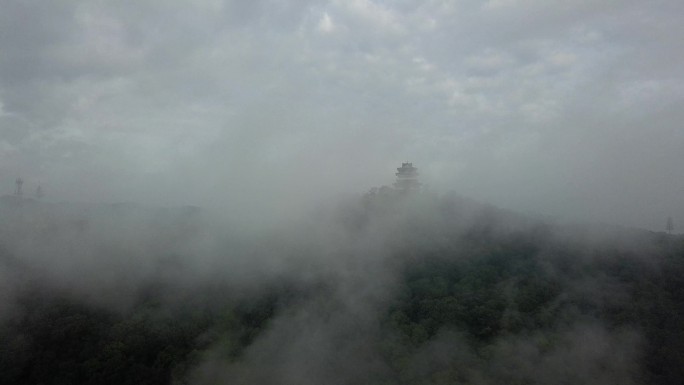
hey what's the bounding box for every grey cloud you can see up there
[0,0,682,229]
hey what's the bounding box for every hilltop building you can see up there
[394,162,421,192]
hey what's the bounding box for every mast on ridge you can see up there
[15,177,23,196]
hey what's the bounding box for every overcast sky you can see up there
[1,0,682,229]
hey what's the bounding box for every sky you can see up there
[0,0,682,230]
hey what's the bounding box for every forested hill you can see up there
[0,192,683,385]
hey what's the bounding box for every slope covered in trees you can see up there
[0,193,682,384]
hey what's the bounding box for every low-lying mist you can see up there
[0,189,682,385]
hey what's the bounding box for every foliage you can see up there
[1,194,684,384]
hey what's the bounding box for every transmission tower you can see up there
[35,185,44,199]
[14,177,23,196]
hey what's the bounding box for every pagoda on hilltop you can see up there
[394,162,421,192]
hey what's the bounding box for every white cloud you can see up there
[318,12,336,33]
[339,0,404,34]
[548,51,577,67]
[465,50,516,72]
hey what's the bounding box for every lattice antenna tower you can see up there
[15,177,23,196]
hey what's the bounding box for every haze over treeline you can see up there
[1,0,683,229]
[0,192,683,384]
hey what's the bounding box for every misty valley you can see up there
[0,188,682,385]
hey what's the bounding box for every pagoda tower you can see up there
[394,162,421,192]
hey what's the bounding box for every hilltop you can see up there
[0,191,682,385]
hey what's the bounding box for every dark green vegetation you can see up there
[0,281,288,385]
[0,193,683,384]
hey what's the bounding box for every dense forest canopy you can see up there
[0,191,683,384]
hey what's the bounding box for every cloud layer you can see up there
[1,0,682,229]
